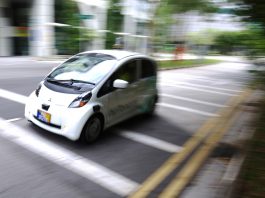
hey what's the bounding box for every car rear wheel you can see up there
[145,96,157,115]
[80,116,102,143]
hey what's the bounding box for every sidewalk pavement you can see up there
[153,53,247,62]
[0,53,245,63]
[181,89,262,198]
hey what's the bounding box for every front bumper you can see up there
[25,92,93,141]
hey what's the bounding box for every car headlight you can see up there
[35,84,42,97]
[69,92,92,108]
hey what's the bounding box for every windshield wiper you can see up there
[48,78,95,85]
[68,79,95,85]
[46,78,81,90]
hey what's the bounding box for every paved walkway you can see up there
[0,53,247,63]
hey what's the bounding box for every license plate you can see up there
[37,110,51,123]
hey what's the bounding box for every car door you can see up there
[114,60,140,121]
[137,58,157,113]
[97,59,139,127]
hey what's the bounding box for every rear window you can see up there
[140,59,156,78]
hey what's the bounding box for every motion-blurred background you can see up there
[0,0,264,59]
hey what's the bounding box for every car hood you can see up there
[38,84,79,107]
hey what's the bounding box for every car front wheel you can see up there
[80,116,102,143]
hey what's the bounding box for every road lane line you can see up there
[6,118,22,122]
[159,83,235,96]
[129,117,219,198]
[160,77,244,87]
[0,88,218,117]
[159,113,238,198]
[119,131,183,153]
[160,73,244,85]
[179,71,248,82]
[161,81,243,93]
[159,90,252,197]
[157,102,218,117]
[0,119,139,196]
[159,83,237,96]
[160,94,227,108]
[181,82,243,92]
[159,75,218,83]
[129,89,250,198]
[0,88,28,104]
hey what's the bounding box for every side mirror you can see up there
[113,79,128,89]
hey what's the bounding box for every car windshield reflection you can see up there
[48,53,117,85]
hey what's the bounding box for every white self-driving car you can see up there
[25,50,158,142]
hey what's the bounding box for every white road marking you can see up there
[178,70,248,81]
[159,75,218,83]
[161,81,243,93]
[157,102,219,117]
[159,74,244,86]
[0,88,28,104]
[188,83,243,93]
[6,118,22,122]
[38,60,64,64]
[212,81,244,86]
[160,94,227,108]
[119,131,182,153]
[162,78,215,84]
[0,118,139,196]
[159,83,237,96]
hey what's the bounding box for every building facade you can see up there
[169,2,245,43]
[121,0,155,54]
[0,0,107,57]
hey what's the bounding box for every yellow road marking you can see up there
[159,89,251,198]
[128,117,217,198]
[129,89,251,198]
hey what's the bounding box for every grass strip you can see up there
[158,59,222,69]
[236,96,265,198]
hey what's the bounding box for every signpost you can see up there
[76,14,94,20]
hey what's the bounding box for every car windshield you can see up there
[47,53,117,84]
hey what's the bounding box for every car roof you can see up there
[78,50,141,60]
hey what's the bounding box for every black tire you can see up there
[80,116,102,143]
[145,96,156,116]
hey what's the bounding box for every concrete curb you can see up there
[214,90,262,198]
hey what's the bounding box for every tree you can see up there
[166,0,217,13]
[55,0,80,54]
[151,0,217,51]
[230,0,265,56]
[105,0,123,49]
[232,0,265,32]
[213,31,246,55]
[188,29,220,46]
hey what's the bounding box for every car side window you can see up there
[115,60,137,83]
[140,59,156,78]
[97,75,116,98]
[97,60,138,98]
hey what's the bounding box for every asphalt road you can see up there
[0,57,251,198]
